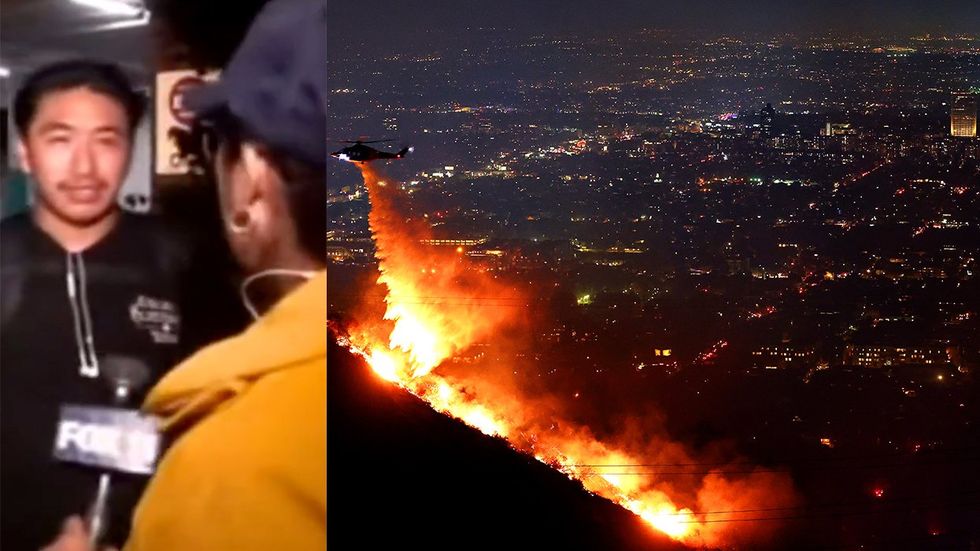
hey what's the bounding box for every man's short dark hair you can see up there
[13,60,146,137]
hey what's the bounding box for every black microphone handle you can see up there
[82,356,152,543]
[87,472,112,547]
[87,365,136,545]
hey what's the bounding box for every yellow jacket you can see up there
[126,272,326,551]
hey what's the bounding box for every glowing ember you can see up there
[632,501,697,540]
[338,163,799,546]
[366,348,401,383]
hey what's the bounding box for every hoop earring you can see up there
[229,211,251,234]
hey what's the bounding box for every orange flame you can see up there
[341,164,798,547]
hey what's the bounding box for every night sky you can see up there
[329,0,980,39]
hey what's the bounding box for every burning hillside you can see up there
[334,164,800,549]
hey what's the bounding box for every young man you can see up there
[44,1,327,549]
[0,60,189,550]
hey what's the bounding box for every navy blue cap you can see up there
[186,0,326,166]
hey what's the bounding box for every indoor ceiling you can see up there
[1,0,152,99]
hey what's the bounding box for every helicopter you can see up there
[331,139,412,163]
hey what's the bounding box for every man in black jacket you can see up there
[0,60,193,550]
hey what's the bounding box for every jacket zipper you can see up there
[66,253,99,378]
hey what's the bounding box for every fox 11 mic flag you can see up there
[53,405,161,476]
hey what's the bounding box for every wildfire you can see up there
[338,163,798,548]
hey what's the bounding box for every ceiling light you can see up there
[69,0,143,18]
[90,9,151,31]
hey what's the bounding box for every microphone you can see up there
[52,356,160,546]
[102,355,152,406]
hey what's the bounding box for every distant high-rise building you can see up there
[845,345,950,368]
[751,345,814,370]
[760,103,776,137]
[951,93,977,138]
[821,122,856,137]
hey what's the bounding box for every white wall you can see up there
[119,114,153,213]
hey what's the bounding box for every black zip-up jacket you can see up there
[0,212,189,550]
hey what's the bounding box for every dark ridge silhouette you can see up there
[328,336,697,551]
